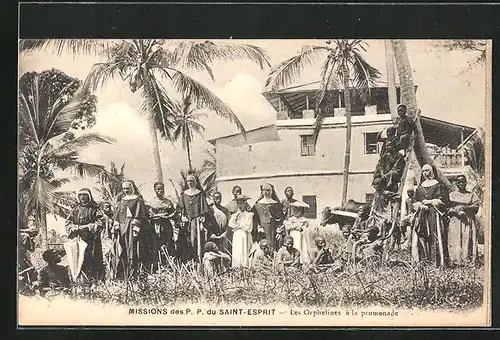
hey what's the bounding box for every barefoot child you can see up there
[276,235,301,269]
[310,236,334,273]
[202,241,230,277]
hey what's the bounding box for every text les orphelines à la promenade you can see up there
[128,308,399,318]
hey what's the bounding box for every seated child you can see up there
[35,249,71,296]
[310,236,334,273]
[276,236,301,269]
[202,241,231,277]
[351,225,382,261]
[251,239,274,270]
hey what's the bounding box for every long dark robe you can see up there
[148,196,177,260]
[251,201,284,251]
[177,190,211,262]
[411,182,450,267]
[447,190,480,265]
[65,202,105,280]
[209,204,231,254]
[112,196,151,278]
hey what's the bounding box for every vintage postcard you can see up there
[17,39,491,327]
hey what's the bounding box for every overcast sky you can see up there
[19,39,488,231]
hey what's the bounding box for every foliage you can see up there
[18,69,114,249]
[201,149,217,192]
[24,224,484,310]
[96,161,127,207]
[61,253,484,310]
[266,40,382,141]
[171,96,207,170]
[431,40,487,71]
[20,39,270,181]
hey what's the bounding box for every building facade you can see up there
[210,84,476,225]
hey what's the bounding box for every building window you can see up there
[302,195,317,219]
[364,132,380,154]
[365,193,375,205]
[301,135,316,156]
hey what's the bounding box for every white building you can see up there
[209,83,476,224]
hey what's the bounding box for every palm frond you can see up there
[44,84,95,140]
[18,92,40,146]
[169,41,271,78]
[19,39,110,57]
[83,62,127,93]
[139,75,178,140]
[171,70,246,135]
[45,133,115,158]
[350,51,382,102]
[315,54,342,112]
[51,155,106,178]
[265,45,328,90]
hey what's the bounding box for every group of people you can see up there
[402,169,481,268]
[24,176,336,294]
[372,104,415,198]
[18,123,482,295]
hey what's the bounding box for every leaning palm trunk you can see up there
[391,39,452,189]
[142,69,164,182]
[341,65,352,206]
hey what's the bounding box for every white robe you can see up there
[229,210,254,268]
[284,216,310,264]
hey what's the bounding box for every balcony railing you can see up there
[429,150,464,168]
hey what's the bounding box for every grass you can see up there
[27,226,484,311]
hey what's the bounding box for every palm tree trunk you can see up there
[142,70,164,182]
[39,210,48,250]
[186,140,193,172]
[384,40,398,122]
[341,65,352,207]
[391,40,453,190]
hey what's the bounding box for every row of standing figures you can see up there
[19,177,324,295]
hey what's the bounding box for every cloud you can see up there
[201,73,277,140]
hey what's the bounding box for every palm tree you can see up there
[266,40,381,206]
[96,161,127,207]
[390,40,453,189]
[201,148,217,192]
[19,69,114,249]
[171,96,206,172]
[20,39,271,182]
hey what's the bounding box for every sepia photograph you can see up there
[17,39,491,327]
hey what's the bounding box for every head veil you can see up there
[182,173,204,193]
[77,188,99,209]
[420,164,438,183]
[257,183,280,204]
[117,179,144,201]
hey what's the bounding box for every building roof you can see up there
[419,115,475,148]
[262,82,410,115]
[208,114,474,150]
[207,124,276,145]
